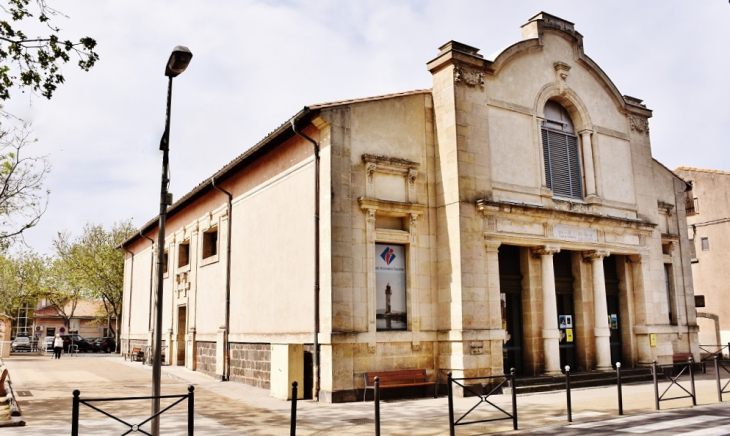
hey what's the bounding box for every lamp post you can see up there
[152,45,192,436]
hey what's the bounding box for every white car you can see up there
[43,336,54,352]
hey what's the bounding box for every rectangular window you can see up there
[375,243,407,331]
[664,264,675,324]
[689,238,697,260]
[178,242,190,268]
[684,182,698,216]
[202,228,218,259]
[163,251,169,274]
[542,129,583,199]
[701,237,709,251]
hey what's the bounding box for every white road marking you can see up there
[570,413,676,429]
[675,424,730,436]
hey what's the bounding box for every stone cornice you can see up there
[475,198,656,231]
[358,197,426,217]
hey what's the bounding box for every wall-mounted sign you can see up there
[559,315,573,329]
[554,225,598,243]
[566,329,574,342]
[650,333,657,347]
[610,314,618,330]
[375,243,407,331]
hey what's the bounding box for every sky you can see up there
[4,0,729,254]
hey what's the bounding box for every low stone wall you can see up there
[229,343,271,389]
[195,341,217,378]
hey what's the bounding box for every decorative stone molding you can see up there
[484,237,501,252]
[361,154,420,202]
[453,64,485,89]
[583,250,610,262]
[554,61,571,93]
[658,201,674,216]
[629,116,649,135]
[531,245,561,258]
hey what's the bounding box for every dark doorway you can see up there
[499,245,524,375]
[604,256,622,366]
[554,251,576,371]
[303,348,313,400]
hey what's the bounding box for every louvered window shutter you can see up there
[542,128,583,199]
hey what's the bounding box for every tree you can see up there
[0,0,98,102]
[0,125,49,246]
[0,249,42,315]
[38,253,83,328]
[53,220,136,351]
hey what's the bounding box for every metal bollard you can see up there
[689,356,696,406]
[448,372,455,436]
[616,362,623,416]
[716,355,722,402]
[565,366,572,423]
[511,368,518,430]
[188,385,195,436]
[652,360,660,410]
[374,377,380,436]
[72,390,80,436]
[290,381,298,436]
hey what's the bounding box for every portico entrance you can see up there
[499,245,524,375]
[554,251,577,371]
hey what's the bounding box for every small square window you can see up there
[701,237,710,251]
[178,242,190,267]
[202,228,218,259]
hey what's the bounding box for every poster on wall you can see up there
[375,243,407,331]
[558,315,573,329]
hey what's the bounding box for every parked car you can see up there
[60,334,92,352]
[42,336,54,351]
[92,337,116,353]
[11,336,32,352]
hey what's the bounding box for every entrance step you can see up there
[504,368,654,395]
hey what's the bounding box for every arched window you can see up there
[542,100,583,199]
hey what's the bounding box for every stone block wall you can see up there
[229,343,271,389]
[196,341,216,378]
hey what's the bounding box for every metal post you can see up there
[188,385,194,436]
[447,372,455,436]
[72,390,80,436]
[616,362,623,415]
[511,368,518,430]
[652,360,660,410]
[565,366,572,423]
[689,356,696,406]
[716,355,722,402]
[152,75,174,436]
[374,377,380,436]
[290,381,298,436]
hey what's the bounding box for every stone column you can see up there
[579,130,597,200]
[532,246,561,375]
[585,250,612,371]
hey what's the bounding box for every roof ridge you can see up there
[675,166,730,176]
[309,89,431,110]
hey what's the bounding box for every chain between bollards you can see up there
[616,362,623,415]
[374,377,381,436]
[290,381,298,436]
[565,365,572,423]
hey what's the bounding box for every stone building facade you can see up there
[120,12,699,402]
[674,167,730,352]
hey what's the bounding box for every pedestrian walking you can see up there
[53,333,63,359]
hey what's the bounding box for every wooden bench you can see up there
[672,353,704,374]
[130,347,145,362]
[363,369,437,401]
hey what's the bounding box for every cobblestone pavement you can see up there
[1,353,728,435]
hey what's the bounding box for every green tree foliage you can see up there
[0,125,49,245]
[53,220,136,348]
[0,0,98,102]
[0,249,42,315]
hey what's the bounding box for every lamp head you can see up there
[165,46,193,77]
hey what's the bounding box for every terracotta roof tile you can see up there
[35,300,109,319]
[675,166,730,176]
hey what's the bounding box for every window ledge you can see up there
[200,254,219,267]
[177,264,191,274]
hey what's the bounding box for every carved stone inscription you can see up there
[554,225,597,243]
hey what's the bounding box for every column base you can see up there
[595,365,614,372]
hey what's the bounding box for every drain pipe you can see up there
[211,176,233,382]
[291,118,320,402]
[140,232,156,333]
[121,243,134,355]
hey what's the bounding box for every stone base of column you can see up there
[542,329,562,375]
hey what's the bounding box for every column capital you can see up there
[531,245,560,258]
[484,237,501,252]
[578,129,594,136]
[583,250,610,262]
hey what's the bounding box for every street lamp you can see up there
[152,45,192,436]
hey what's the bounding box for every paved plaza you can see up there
[2,353,730,434]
